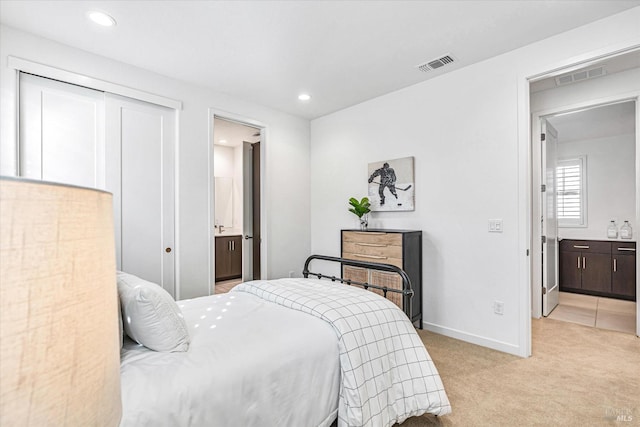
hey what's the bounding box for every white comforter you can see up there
[233,278,451,427]
[120,291,340,427]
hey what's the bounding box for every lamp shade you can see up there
[0,177,121,426]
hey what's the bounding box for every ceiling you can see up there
[1,1,639,120]
[213,117,260,148]
[547,101,636,143]
[530,50,640,93]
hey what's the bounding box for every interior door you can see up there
[19,73,106,188]
[542,119,559,316]
[241,139,261,280]
[252,140,261,279]
[106,94,176,297]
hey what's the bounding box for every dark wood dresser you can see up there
[559,239,636,301]
[341,229,422,327]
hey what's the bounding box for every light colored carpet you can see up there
[398,318,639,427]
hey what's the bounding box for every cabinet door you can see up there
[229,236,243,277]
[559,251,581,290]
[612,254,636,298]
[215,237,231,280]
[342,265,368,286]
[581,253,612,293]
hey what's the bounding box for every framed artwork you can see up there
[367,156,415,212]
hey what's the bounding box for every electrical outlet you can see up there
[288,270,295,278]
[493,301,504,315]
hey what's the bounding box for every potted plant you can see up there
[348,197,371,231]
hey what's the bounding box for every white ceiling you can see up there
[547,101,636,143]
[213,117,260,148]
[1,1,639,119]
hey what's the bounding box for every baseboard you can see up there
[423,321,526,357]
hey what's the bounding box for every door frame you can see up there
[208,109,266,294]
[518,43,640,357]
[531,96,639,319]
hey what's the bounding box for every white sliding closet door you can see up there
[19,73,106,188]
[19,73,176,297]
[106,94,176,297]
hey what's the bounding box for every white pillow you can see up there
[117,272,190,352]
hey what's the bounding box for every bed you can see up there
[118,255,451,427]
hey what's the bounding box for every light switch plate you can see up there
[489,219,503,233]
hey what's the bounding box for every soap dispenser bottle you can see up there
[607,220,618,239]
[620,221,633,239]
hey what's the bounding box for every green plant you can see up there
[348,197,371,218]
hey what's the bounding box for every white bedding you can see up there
[120,291,340,427]
[234,278,451,427]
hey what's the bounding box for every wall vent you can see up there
[555,66,606,86]
[417,54,455,72]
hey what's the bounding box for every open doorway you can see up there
[211,116,262,293]
[529,50,640,338]
[539,102,637,334]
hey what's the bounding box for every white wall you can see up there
[0,25,311,299]
[557,133,636,240]
[310,8,640,356]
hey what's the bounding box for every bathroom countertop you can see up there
[215,231,242,237]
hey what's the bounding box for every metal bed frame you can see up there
[302,254,414,322]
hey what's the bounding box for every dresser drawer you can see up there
[342,241,402,259]
[342,252,403,268]
[342,231,402,246]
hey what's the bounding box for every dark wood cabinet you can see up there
[215,235,242,281]
[559,239,635,301]
[612,242,637,298]
[341,229,422,327]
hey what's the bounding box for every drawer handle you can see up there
[356,242,387,247]
[354,254,387,260]
[352,232,386,235]
[573,245,590,249]
[618,247,636,252]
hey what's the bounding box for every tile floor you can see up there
[547,291,637,334]
[214,278,242,294]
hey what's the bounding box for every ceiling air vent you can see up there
[555,66,606,86]
[417,54,455,72]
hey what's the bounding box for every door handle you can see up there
[577,256,580,269]
[244,235,253,240]
[582,257,586,269]
[165,247,172,253]
[613,258,617,272]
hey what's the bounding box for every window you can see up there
[557,156,587,227]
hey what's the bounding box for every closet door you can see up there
[19,73,106,188]
[106,94,176,297]
[19,74,176,297]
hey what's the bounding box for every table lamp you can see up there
[0,177,122,426]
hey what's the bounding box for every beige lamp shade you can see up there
[0,177,122,426]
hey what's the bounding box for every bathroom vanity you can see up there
[559,239,636,301]
[215,234,242,281]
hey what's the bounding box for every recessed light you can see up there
[298,93,311,101]
[88,11,117,27]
